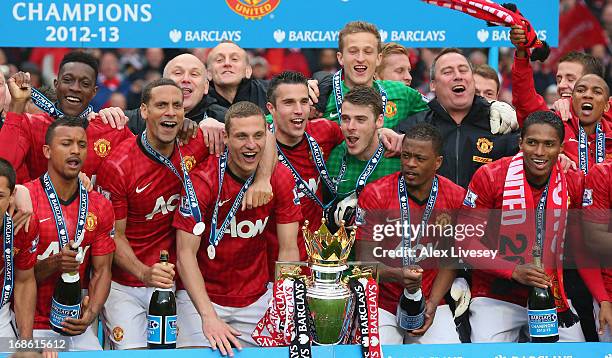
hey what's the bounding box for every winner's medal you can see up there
[193,222,206,236]
[207,244,216,260]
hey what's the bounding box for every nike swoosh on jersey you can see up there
[136,182,153,194]
[329,112,339,118]
[386,217,400,223]
[218,199,232,207]
[39,217,52,223]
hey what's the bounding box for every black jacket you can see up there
[125,95,227,135]
[396,96,519,188]
[209,78,269,113]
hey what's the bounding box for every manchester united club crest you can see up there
[183,156,197,173]
[113,326,124,342]
[435,212,451,227]
[86,212,98,232]
[476,137,493,154]
[94,138,111,158]
[226,0,281,20]
[385,101,398,118]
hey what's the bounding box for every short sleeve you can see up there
[91,197,116,256]
[272,166,303,225]
[14,212,40,270]
[96,157,129,221]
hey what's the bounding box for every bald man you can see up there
[123,53,227,134]
[206,41,269,112]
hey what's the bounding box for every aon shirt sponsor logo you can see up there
[146,194,180,220]
[224,216,269,239]
[38,241,90,261]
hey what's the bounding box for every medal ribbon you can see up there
[398,175,439,267]
[140,132,203,227]
[578,122,605,174]
[31,87,93,119]
[332,69,388,121]
[208,150,254,249]
[336,141,385,197]
[276,133,336,208]
[42,173,88,249]
[1,213,14,308]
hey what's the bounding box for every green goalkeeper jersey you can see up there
[323,78,429,129]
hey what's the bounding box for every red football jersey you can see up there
[173,157,302,308]
[561,118,612,170]
[270,119,344,274]
[355,172,465,314]
[0,112,133,184]
[25,178,115,330]
[1,214,40,271]
[95,132,208,287]
[462,156,608,305]
[584,161,612,295]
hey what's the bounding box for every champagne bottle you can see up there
[50,248,82,336]
[396,288,426,331]
[527,253,559,343]
[147,250,177,349]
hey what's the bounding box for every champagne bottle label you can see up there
[50,297,81,330]
[396,304,425,330]
[165,315,177,344]
[528,308,559,337]
[148,315,177,345]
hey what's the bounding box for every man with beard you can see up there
[458,111,612,342]
[25,118,114,350]
[0,52,133,184]
[355,123,464,343]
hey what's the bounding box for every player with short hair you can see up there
[0,159,38,339]
[326,86,402,229]
[173,101,301,355]
[458,111,612,342]
[26,117,115,350]
[0,51,133,184]
[474,64,500,102]
[355,123,464,343]
[377,42,413,87]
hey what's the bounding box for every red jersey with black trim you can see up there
[269,118,344,274]
[355,172,465,314]
[95,132,208,287]
[24,177,115,330]
[511,54,612,127]
[583,161,612,295]
[461,156,608,306]
[0,112,133,184]
[173,157,302,308]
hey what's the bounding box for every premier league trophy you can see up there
[253,218,382,358]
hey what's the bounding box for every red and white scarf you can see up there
[500,152,577,326]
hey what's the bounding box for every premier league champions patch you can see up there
[582,188,593,207]
[463,189,478,208]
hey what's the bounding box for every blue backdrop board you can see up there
[0,343,602,358]
[0,0,558,48]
